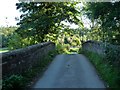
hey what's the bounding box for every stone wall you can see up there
[82,40,120,69]
[2,42,55,78]
[82,40,120,56]
[82,40,105,55]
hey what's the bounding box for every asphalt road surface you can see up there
[33,54,106,88]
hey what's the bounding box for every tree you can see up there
[16,2,80,44]
[83,2,120,44]
[0,26,18,47]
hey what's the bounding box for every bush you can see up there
[80,49,120,88]
[105,45,120,68]
[7,33,35,50]
[70,48,79,52]
[56,43,64,54]
[1,35,9,48]
[56,43,70,54]
[8,33,22,50]
[2,75,26,90]
[1,27,17,48]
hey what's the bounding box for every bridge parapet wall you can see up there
[2,42,55,78]
[82,40,105,55]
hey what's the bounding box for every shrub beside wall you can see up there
[81,40,120,88]
[2,42,55,78]
[82,40,120,68]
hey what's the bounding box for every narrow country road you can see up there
[33,54,106,88]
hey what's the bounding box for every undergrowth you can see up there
[79,49,120,88]
[2,50,58,90]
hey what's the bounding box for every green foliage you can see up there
[2,75,26,90]
[80,49,120,88]
[2,50,58,89]
[0,27,17,36]
[70,47,79,53]
[43,27,81,54]
[7,33,22,50]
[2,3,83,50]
[84,2,120,30]
[0,26,30,50]
[83,2,120,44]
[0,27,17,48]
[16,2,80,44]
[0,48,9,53]
[21,50,58,88]
[7,33,40,50]
[105,45,120,68]
[56,43,70,54]
[44,33,57,43]
[56,28,81,54]
[64,37,69,44]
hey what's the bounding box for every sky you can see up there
[0,0,91,29]
[0,0,21,27]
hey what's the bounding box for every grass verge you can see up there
[79,49,120,88]
[0,48,9,53]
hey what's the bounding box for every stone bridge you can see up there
[2,42,55,78]
[2,40,119,88]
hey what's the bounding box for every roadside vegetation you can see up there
[79,49,120,88]
[79,2,120,88]
[2,50,58,90]
[0,48,9,53]
[1,1,120,89]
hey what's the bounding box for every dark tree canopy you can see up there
[16,2,80,43]
[83,2,120,44]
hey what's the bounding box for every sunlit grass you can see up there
[0,48,9,53]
